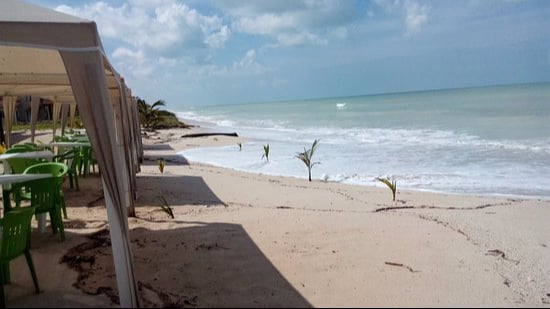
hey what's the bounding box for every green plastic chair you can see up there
[12,143,51,152]
[0,206,40,307]
[4,147,48,174]
[4,147,34,154]
[23,162,69,220]
[21,163,68,241]
[53,148,81,191]
[10,143,48,151]
[5,150,47,210]
[52,135,71,142]
[5,157,42,175]
[75,140,97,177]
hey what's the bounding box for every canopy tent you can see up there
[0,0,141,306]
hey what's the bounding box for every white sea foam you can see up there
[177,83,550,199]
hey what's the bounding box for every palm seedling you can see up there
[261,144,270,162]
[159,196,174,219]
[377,177,397,201]
[296,139,320,182]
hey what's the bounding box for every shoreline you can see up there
[5,127,550,307]
[174,119,550,202]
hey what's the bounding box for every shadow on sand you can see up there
[136,175,223,206]
[4,158,311,307]
[141,144,190,166]
[57,223,313,307]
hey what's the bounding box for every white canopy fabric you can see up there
[60,102,69,135]
[30,95,40,142]
[0,0,140,307]
[51,100,61,138]
[2,95,16,147]
[69,103,76,129]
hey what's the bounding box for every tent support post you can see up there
[103,178,139,308]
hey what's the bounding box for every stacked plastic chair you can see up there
[0,206,40,307]
[21,162,69,241]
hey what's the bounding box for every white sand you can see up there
[3,128,550,307]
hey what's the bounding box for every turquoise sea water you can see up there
[177,83,550,199]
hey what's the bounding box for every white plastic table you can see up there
[0,150,54,174]
[0,173,51,231]
[49,142,91,148]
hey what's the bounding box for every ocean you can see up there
[176,82,550,199]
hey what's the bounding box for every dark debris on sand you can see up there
[60,228,200,307]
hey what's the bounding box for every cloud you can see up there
[112,47,154,78]
[232,49,267,74]
[372,0,430,36]
[55,1,231,79]
[403,0,429,36]
[223,0,359,46]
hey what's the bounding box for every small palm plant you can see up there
[296,139,320,182]
[261,144,270,162]
[159,196,174,219]
[377,177,397,201]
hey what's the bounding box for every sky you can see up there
[26,0,550,109]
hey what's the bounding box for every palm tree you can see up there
[296,139,320,181]
[377,177,397,201]
[137,98,166,130]
[261,144,270,162]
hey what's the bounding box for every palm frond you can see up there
[296,139,320,181]
[261,144,270,162]
[377,177,397,201]
[159,196,174,219]
[158,159,165,173]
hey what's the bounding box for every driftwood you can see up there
[375,206,414,212]
[485,249,520,265]
[384,261,418,272]
[181,132,239,138]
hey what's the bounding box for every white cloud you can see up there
[225,0,357,46]
[404,0,429,36]
[232,49,267,74]
[277,31,326,46]
[127,0,176,9]
[204,25,231,49]
[55,1,234,84]
[372,0,430,36]
[234,14,296,35]
[234,50,257,68]
[112,47,154,78]
[158,57,178,67]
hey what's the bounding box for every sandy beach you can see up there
[3,126,550,307]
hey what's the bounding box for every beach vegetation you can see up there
[158,158,165,173]
[377,177,397,201]
[159,196,174,219]
[138,98,165,130]
[137,97,190,130]
[11,119,78,131]
[296,139,320,182]
[261,144,270,162]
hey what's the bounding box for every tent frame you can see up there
[0,0,142,306]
